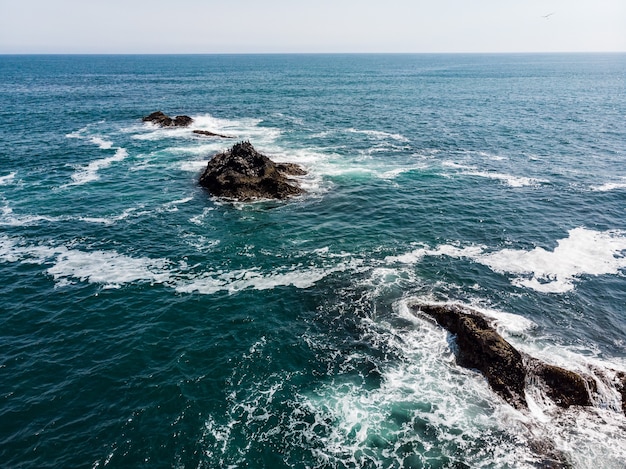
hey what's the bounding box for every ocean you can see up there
[1,53,625,468]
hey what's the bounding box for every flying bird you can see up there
[541,12,555,19]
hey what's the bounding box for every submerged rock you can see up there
[142,111,193,127]
[199,141,306,201]
[412,303,594,411]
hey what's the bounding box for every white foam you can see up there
[189,207,216,226]
[462,169,547,187]
[385,243,485,265]
[0,235,171,289]
[0,202,66,227]
[293,302,542,468]
[378,166,424,180]
[161,196,194,212]
[389,228,626,293]
[78,206,141,225]
[177,264,336,295]
[179,160,208,173]
[89,136,113,150]
[480,228,626,293]
[65,148,128,186]
[347,128,409,142]
[47,248,171,289]
[591,178,626,192]
[0,172,16,185]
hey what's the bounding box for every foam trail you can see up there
[89,136,114,150]
[47,249,171,289]
[388,228,626,293]
[591,178,626,192]
[0,235,171,289]
[347,128,409,142]
[176,260,361,295]
[463,170,547,187]
[480,228,626,293]
[65,148,128,186]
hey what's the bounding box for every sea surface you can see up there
[1,53,625,468]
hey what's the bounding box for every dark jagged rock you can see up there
[142,111,193,127]
[412,303,594,411]
[173,115,193,127]
[199,141,306,201]
[416,303,527,409]
[192,129,234,139]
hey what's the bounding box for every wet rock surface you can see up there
[198,141,306,201]
[412,303,594,410]
[142,111,193,127]
[192,129,234,139]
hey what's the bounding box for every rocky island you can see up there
[199,141,306,201]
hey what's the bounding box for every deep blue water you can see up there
[1,54,626,468]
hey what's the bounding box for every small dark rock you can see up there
[193,129,234,139]
[142,111,193,127]
[199,141,306,201]
[173,115,193,127]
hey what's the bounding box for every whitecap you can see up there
[346,128,409,142]
[64,148,128,186]
[78,206,142,225]
[0,172,16,185]
[590,178,626,192]
[47,248,171,289]
[0,235,172,288]
[161,196,194,212]
[177,258,363,295]
[176,266,330,295]
[454,169,544,187]
[462,170,547,187]
[0,202,67,227]
[388,228,626,293]
[89,136,113,150]
[480,228,626,293]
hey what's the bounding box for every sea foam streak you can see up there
[66,148,128,186]
[0,235,171,289]
[1,235,353,293]
[591,178,626,192]
[388,228,626,293]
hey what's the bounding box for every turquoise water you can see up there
[1,54,626,468]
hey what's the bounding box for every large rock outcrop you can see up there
[199,141,306,201]
[412,303,595,411]
[143,111,193,127]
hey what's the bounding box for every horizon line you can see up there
[2,50,625,56]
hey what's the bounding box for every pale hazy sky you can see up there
[1,0,624,54]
